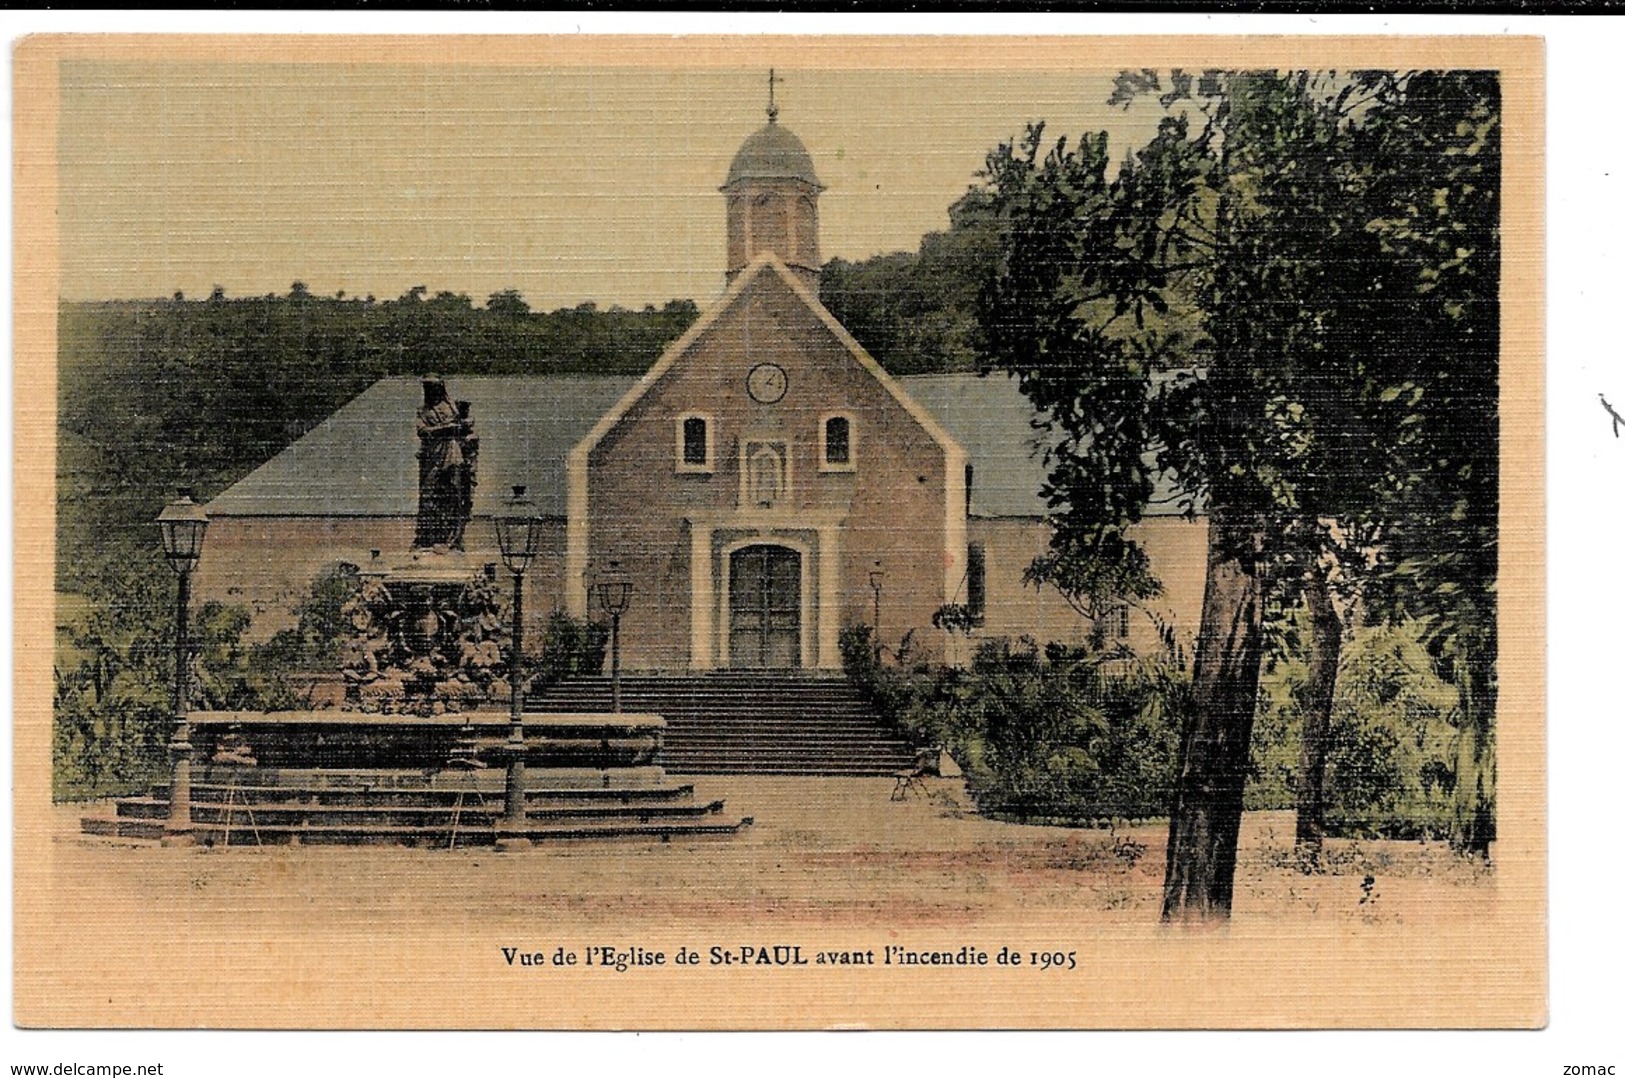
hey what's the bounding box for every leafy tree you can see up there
[820,191,996,374]
[840,628,1189,824]
[1252,618,1461,839]
[978,70,1500,917]
[1343,74,1501,856]
[486,288,531,317]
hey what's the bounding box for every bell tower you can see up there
[722,71,823,292]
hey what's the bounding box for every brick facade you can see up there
[575,261,961,670]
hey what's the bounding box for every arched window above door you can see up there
[747,444,785,507]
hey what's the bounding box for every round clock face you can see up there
[746,362,789,404]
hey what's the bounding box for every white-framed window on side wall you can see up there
[676,412,715,473]
[1099,601,1131,642]
[819,412,856,472]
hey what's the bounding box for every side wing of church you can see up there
[196,104,1208,672]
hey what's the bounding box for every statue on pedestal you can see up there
[414,376,478,550]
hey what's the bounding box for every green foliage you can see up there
[977,70,1502,852]
[55,558,250,798]
[53,562,175,799]
[930,603,982,635]
[841,627,1187,823]
[530,612,611,690]
[819,190,996,374]
[1251,618,1462,839]
[256,562,362,673]
[54,559,374,797]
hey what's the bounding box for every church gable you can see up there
[564,255,969,666]
[566,254,968,620]
[570,254,960,474]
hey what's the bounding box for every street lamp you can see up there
[868,561,885,662]
[157,488,208,846]
[493,485,543,849]
[596,561,632,713]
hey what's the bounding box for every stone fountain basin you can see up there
[189,710,666,770]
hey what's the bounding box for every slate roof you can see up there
[896,374,1054,517]
[206,372,1193,519]
[206,376,636,518]
[902,374,1194,518]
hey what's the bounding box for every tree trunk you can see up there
[1293,562,1343,861]
[1162,511,1267,922]
[1451,639,1496,857]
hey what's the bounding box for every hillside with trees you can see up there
[57,288,700,586]
[817,190,995,376]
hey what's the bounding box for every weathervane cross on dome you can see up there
[767,68,784,123]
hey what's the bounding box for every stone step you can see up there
[533,708,884,715]
[547,708,875,718]
[660,731,901,742]
[113,796,171,819]
[184,798,729,827]
[664,753,910,765]
[537,694,872,704]
[537,685,869,697]
[87,795,746,845]
[178,816,751,847]
[538,689,869,699]
[150,781,699,805]
[664,763,907,776]
[193,804,501,829]
[81,817,164,842]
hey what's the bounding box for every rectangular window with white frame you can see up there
[1100,601,1131,642]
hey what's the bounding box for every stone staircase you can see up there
[530,674,916,776]
[81,767,747,847]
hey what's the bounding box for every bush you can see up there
[529,612,610,690]
[53,558,277,800]
[841,625,1187,824]
[1251,618,1461,839]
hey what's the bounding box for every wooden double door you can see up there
[728,544,802,669]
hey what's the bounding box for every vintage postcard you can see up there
[13,34,1544,1030]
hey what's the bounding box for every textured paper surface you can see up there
[13,34,1545,1030]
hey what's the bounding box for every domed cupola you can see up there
[722,72,824,291]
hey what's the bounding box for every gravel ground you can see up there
[22,777,1502,1028]
[50,776,1494,931]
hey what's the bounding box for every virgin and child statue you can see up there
[413,376,478,551]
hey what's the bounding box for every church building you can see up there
[198,103,1208,671]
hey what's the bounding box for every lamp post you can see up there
[868,562,885,663]
[596,561,632,713]
[494,485,543,849]
[157,489,208,846]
